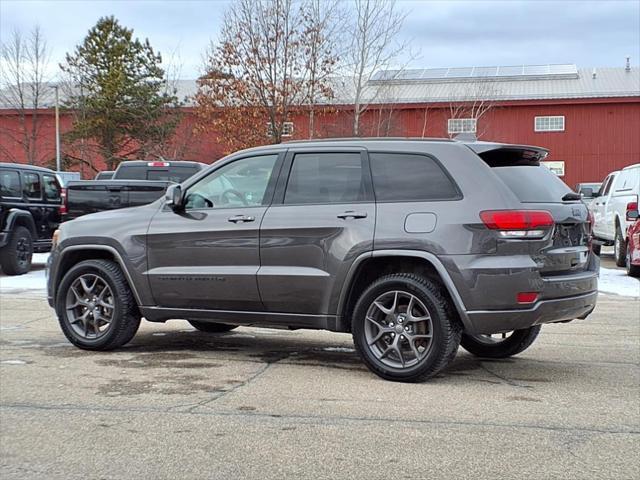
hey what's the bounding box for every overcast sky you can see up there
[1,0,639,80]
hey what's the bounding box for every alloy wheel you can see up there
[65,274,115,339]
[364,290,434,369]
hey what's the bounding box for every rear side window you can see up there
[284,153,366,204]
[369,153,459,201]
[22,172,42,200]
[42,175,61,201]
[0,170,21,197]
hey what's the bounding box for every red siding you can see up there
[1,97,639,188]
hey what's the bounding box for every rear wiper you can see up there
[562,192,582,201]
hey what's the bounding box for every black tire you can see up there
[461,325,541,359]
[626,241,640,277]
[0,226,33,275]
[614,225,627,267]
[56,259,141,350]
[351,273,461,382]
[591,243,601,256]
[188,320,237,333]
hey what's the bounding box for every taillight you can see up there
[60,188,68,215]
[626,198,638,221]
[480,210,554,239]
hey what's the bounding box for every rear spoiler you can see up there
[464,142,549,166]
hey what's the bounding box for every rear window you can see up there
[42,174,61,201]
[493,166,571,203]
[116,165,199,182]
[369,152,459,201]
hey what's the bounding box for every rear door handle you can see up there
[228,214,255,223]
[337,211,368,219]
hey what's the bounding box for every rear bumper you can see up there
[466,290,598,334]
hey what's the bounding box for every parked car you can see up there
[63,180,173,221]
[63,160,206,221]
[94,171,115,180]
[0,163,62,275]
[625,210,640,277]
[575,182,601,205]
[591,165,639,265]
[47,139,598,382]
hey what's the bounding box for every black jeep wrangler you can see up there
[0,163,63,275]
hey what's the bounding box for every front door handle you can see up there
[337,211,368,220]
[228,214,255,223]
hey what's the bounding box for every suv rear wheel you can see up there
[351,274,461,382]
[188,320,237,333]
[56,259,141,350]
[0,226,33,275]
[460,325,541,358]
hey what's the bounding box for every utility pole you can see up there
[55,84,61,171]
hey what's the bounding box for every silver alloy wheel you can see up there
[65,274,115,339]
[473,331,515,344]
[364,290,434,369]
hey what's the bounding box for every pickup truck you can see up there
[591,164,640,265]
[62,160,206,221]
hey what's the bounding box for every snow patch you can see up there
[599,267,640,298]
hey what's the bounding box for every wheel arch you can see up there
[55,245,143,306]
[5,209,37,238]
[338,250,472,332]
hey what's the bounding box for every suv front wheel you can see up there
[56,259,141,350]
[351,274,461,382]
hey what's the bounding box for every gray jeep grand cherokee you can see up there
[47,138,598,382]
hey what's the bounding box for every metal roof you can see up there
[1,66,638,110]
[370,64,580,82]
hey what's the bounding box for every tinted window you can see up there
[185,155,278,209]
[0,170,21,197]
[284,153,365,204]
[43,175,61,201]
[370,153,458,201]
[493,166,571,203]
[22,172,42,199]
[147,167,200,182]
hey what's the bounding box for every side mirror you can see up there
[627,209,639,220]
[580,187,593,198]
[165,184,184,212]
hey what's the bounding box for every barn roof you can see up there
[1,65,638,110]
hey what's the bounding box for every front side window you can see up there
[534,115,565,132]
[370,153,459,201]
[22,172,42,200]
[447,118,476,134]
[184,154,278,209]
[0,170,21,197]
[284,152,365,205]
[42,174,61,201]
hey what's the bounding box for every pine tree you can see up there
[61,16,179,170]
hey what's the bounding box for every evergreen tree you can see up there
[61,16,179,170]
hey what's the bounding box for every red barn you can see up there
[1,63,639,188]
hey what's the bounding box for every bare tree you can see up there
[447,80,500,139]
[345,0,408,136]
[196,0,338,152]
[302,0,342,138]
[0,26,52,164]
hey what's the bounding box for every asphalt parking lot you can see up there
[0,289,638,479]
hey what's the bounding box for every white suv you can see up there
[592,164,640,265]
